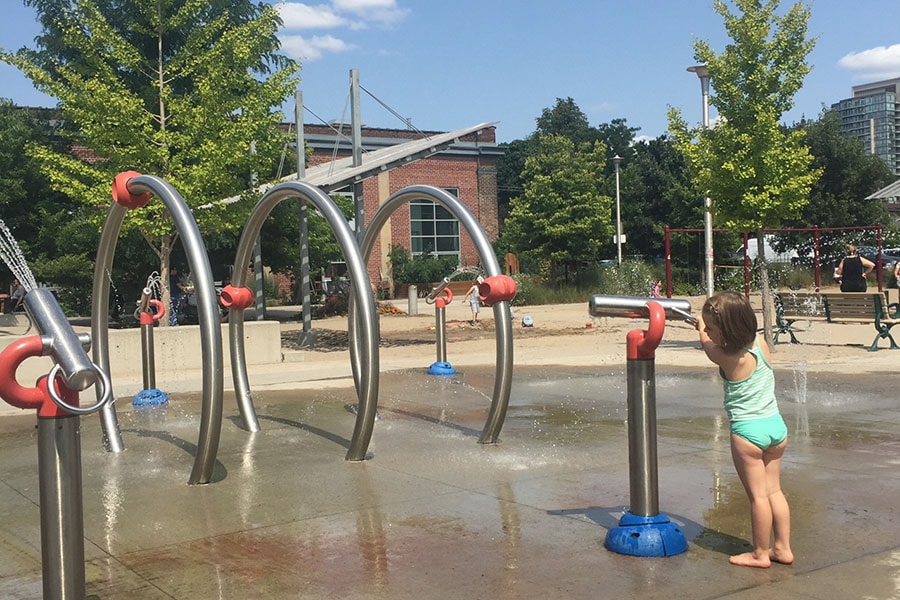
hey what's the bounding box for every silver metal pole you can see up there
[357,185,514,444]
[125,175,224,485]
[350,69,364,241]
[627,359,659,516]
[91,203,126,452]
[38,415,85,600]
[228,182,379,458]
[25,288,96,391]
[140,323,155,390]
[295,90,312,335]
[688,64,715,298]
[614,155,623,265]
[435,305,447,363]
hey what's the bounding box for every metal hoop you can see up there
[46,362,114,415]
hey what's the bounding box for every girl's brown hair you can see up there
[701,291,758,352]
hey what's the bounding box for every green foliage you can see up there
[668,0,820,233]
[29,253,94,315]
[792,110,893,228]
[387,245,457,286]
[1,0,300,311]
[667,0,819,344]
[510,260,661,305]
[503,134,612,278]
[594,261,661,296]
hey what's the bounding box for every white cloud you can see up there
[837,44,900,81]
[332,0,410,26]
[274,1,409,60]
[275,3,347,29]
[280,34,354,61]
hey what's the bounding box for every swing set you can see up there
[662,224,888,297]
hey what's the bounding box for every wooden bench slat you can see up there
[772,291,898,350]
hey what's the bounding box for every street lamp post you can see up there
[613,154,623,265]
[687,64,715,298]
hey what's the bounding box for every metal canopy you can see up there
[866,178,900,200]
[219,121,499,205]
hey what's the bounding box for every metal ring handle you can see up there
[46,362,114,415]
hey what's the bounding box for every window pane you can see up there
[436,221,458,235]
[420,222,434,236]
[434,204,454,219]
[411,238,424,253]
[436,237,459,252]
[412,203,434,219]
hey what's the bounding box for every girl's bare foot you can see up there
[769,549,794,565]
[729,552,771,568]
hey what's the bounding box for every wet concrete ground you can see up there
[1,364,899,599]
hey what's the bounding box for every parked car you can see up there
[856,246,900,269]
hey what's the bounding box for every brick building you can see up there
[302,124,504,289]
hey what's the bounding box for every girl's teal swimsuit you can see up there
[720,341,788,450]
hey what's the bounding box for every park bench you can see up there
[772,291,900,351]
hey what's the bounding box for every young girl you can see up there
[697,291,793,568]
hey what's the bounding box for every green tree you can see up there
[768,111,893,261]
[623,136,701,263]
[668,0,820,344]
[597,118,641,170]
[535,97,598,145]
[1,0,299,322]
[0,101,100,313]
[503,134,612,284]
[798,110,893,228]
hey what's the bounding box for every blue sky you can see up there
[2,1,900,144]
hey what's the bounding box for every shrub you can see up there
[594,260,660,296]
[388,245,458,286]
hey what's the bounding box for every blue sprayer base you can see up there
[427,361,456,376]
[605,511,688,557]
[133,388,169,408]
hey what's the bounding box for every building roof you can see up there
[218,121,500,205]
[866,178,900,200]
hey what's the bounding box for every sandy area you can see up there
[277,294,900,378]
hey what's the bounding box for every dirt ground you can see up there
[273,295,900,378]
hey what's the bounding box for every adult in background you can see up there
[10,278,26,312]
[894,260,900,293]
[168,266,189,325]
[835,244,874,293]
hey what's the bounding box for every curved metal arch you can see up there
[355,185,513,443]
[91,174,224,485]
[228,181,381,461]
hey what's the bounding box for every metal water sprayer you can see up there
[24,287,97,391]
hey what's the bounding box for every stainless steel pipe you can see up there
[589,295,692,321]
[25,288,96,391]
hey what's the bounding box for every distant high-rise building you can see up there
[831,77,899,176]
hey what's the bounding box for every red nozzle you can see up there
[626,301,666,360]
[434,288,453,308]
[111,171,151,209]
[478,275,517,304]
[140,299,166,325]
[0,336,79,416]
[220,285,254,310]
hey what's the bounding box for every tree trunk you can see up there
[159,234,174,327]
[756,230,774,349]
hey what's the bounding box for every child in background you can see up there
[696,291,794,568]
[463,277,483,325]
